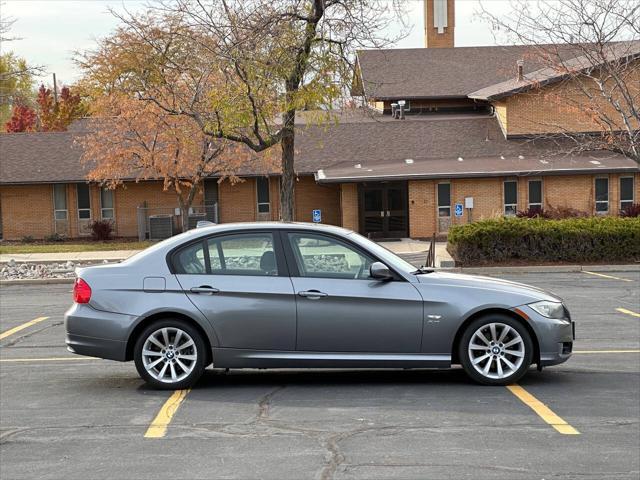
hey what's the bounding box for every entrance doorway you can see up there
[359,182,408,238]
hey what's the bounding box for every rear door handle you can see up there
[190,286,220,295]
[298,290,328,299]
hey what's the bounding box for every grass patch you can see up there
[0,241,154,254]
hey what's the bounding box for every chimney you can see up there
[516,60,524,81]
[398,100,406,120]
[424,0,455,48]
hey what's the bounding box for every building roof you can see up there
[299,113,638,181]
[1,112,637,185]
[353,44,584,100]
[0,130,92,184]
[469,41,640,101]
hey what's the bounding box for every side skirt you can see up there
[212,348,451,369]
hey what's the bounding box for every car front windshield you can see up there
[347,231,419,274]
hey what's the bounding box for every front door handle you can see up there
[190,285,220,295]
[298,290,328,299]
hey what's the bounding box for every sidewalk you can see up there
[0,250,139,264]
[378,240,454,267]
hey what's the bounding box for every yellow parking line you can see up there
[0,316,49,340]
[0,357,100,363]
[574,349,640,354]
[144,389,191,439]
[582,271,632,282]
[507,384,579,435]
[616,308,640,318]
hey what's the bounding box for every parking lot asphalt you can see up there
[1,271,639,480]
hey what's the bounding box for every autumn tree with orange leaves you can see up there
[79,93,269,233]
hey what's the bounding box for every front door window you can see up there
[288,233,374,279]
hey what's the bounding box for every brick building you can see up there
[1,0,638,241]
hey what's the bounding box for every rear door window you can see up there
[174,233,278,276]
[208,233,278,276]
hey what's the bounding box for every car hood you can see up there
[415,270,562,303]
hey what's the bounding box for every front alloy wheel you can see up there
[134,319,206,389]
[460,315,533,385]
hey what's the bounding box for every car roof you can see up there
[190,221,354,237]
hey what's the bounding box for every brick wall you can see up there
[294,176,341,225]
[0,184,54,239]
[218,178,256,223]
[408,180,436,238]
[340,183,359,231]
[502,63,640,136]
[2,173,638,240]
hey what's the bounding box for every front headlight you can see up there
[529,300,567,319]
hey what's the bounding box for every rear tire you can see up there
[134,318,207,390]
[459,314,533,386]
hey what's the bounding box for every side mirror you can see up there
[370,262,393,280]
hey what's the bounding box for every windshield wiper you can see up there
[412,266,435,274]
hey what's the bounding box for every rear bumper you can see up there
[66,334,127,361]
[65,303,137,362]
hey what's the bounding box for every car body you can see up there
[65,222,574,388]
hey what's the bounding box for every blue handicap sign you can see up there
[454,203,464,217]
[312,209,322,223]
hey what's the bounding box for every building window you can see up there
[100,187,114,219]
[504,180,518,216]
[257,177,270,214]
[620,176,634,212]
[528,180,543,212]
[437,183,451,217]
[53,184,68,220]
[595,177,609,213]
[76,183,92,219]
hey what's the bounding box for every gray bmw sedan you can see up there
[65,222,574,389]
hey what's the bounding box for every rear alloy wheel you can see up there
[459,315,533,386]
[134,319,206,390]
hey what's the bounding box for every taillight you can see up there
[73,278,92,304]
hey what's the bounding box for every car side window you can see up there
[174,242,206,274]
[207,233,278,276]
[288,233,375,280]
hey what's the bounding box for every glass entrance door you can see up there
[360,182,408,238]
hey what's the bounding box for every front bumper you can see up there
[516,305,575,367]
[65,303,138,362]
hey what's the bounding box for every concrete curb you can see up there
[0,278,75,286]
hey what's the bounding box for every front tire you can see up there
[134,319,206,390]
[459,314,533,386]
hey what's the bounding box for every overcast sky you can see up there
[2,0,511,86]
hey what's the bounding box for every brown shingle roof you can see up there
[0,130,92,184]
[354,44,585,99]
[469,41,640,101]
[1,112,637,185]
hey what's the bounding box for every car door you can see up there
[173,231,296,351]
[284,231,424,353]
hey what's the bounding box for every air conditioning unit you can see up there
[188,213,207,230]
[149,214,174,240]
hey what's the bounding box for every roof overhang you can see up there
[315,154,639,183]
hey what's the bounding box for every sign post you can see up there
[312,209,322,223]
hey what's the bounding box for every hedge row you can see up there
[447,217,640,265]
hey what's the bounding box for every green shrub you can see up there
[21,235,35,244]
[448,217,640,265]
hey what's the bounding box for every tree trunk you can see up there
[176,196,190,233]
[280,111,296,222]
